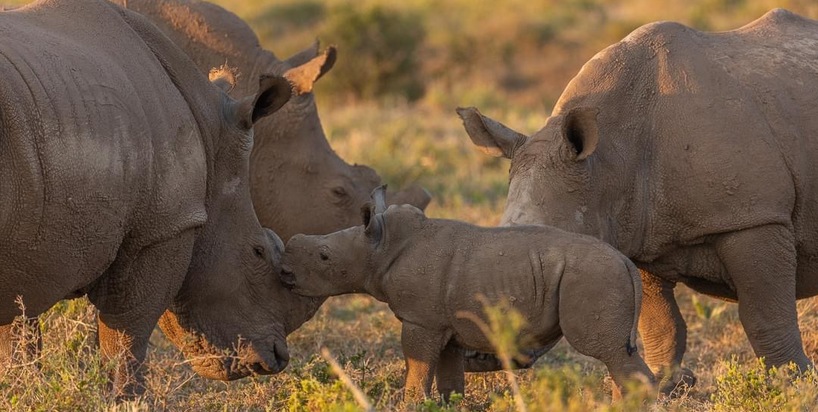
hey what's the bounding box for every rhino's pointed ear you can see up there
[237,74,293,128]
[361,204,384,243]
[561,106,599,161]
[371,184,388,214]
[284,46,337,95]
[362,185,388,243]
[284,39,321,68]
[456,107,527,159]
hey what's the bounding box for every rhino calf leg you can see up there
[563,320,656,401]
[638,270,693,396]
[716,225,811,370]
[435,341,464,403]
[560,267,656,400]
[89,231,196,399]
[400,323,449,404]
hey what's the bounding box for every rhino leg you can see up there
[400,322,449,404]
[89,230,196,399]
[435,340,464,403]
[715,225,811,370]
[638,270,694,396]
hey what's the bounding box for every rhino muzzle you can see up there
[189,336,289,380]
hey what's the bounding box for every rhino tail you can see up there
[624,258,641,357]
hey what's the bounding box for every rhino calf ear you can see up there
[370,185,388,214]
[361,185,388,243]
[238,75,293,128]
[456,107,527,159]
[562,106,599,161]
[363,205,384,244]
[284,46,337,95]
[361,202,374,227]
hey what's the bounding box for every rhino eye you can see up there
[253,246,265,258]
[331,186,348,198]
[319,252,329,261]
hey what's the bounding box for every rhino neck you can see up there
[117,3,221,186]
[550,39,660,261]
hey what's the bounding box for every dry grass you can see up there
[3,284,818,410]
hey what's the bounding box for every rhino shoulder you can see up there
[737,8,818,33]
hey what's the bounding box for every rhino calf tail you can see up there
[624,258,641,356]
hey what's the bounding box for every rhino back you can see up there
[111,0,279,93]
[553,9,818,259]
[0,0,207,319]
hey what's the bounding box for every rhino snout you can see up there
[243,339,290,375]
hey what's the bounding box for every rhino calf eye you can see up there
[254,246,265,258]
[319,252,329,261]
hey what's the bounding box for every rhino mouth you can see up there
[159,311,290,380]
[186,336,289,380]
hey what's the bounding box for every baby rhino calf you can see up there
[281,186,655,403]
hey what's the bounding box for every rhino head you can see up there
[249,44,431,241]
[456,106,617,240]
[157,73,315,380]
[280,186,416,298]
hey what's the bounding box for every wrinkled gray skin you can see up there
[0,0,295,398]
[112,0,432,243]
[281,187,655,403]
[458,8,818,392]
[107,0,431,343]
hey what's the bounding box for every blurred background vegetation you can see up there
[215,0,818,110]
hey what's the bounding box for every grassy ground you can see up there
[3,0,818,410]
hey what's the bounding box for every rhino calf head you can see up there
[280,186,391,298]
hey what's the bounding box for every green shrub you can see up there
[712,357,818,411]
[320,4,426,102]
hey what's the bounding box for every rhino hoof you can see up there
[659,367,696,398]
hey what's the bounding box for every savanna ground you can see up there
[3,0,818,410]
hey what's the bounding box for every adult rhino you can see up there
[112,0,432,242]
[0,0,295,397]
[458,8,818,390]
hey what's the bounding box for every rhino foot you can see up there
[658,367,696,398]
